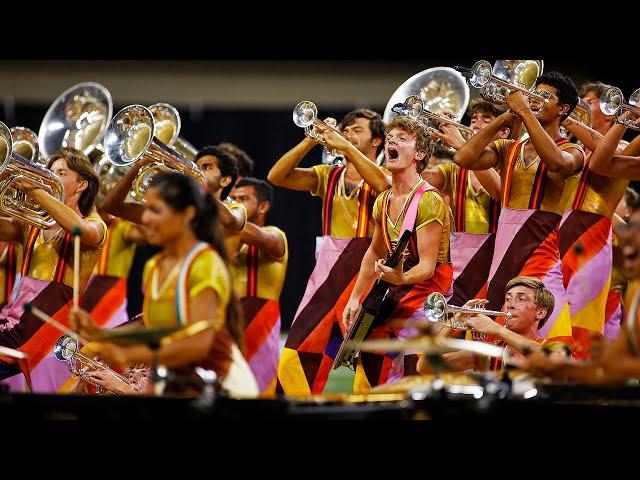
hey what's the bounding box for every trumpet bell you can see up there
[104,105,154,167]
[384,67,470,124]
[600,86,623,116]
[0,122,11,170]
[54,334,78,362]
[39,82,113,159]
[149,103,180,147]
[293,101,318,128]
[630,88,640,108]
[492,60,543,91]
[10,127,42,164]
[469,60,493,89]
[424,292,447,322]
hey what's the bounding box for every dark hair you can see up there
[195,145,239,199]
[625,186,639,207]
[341,108,386,155]
[235,177,274,206]
[47,148,99,216]
[218,142,255,178]
[148,172,245,346]
[535,71,579,121]
[469,98,514,135]
[579,81,613,99]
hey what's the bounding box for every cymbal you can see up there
[94,326,181,345]
[354,336,505,358]
[0,346,28,359]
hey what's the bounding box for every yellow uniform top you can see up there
[436,162,494,234]
[0,242,22,304]
[142,248,231,329]
[494,138,584,215]
[93,218,138,278]
[223,200,247,260]
[311,164,375,239]
[22,212,107,291]
[372,180,450,263]
[231,226,288,301]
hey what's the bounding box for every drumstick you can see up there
[72,226,82,309]
[0,346,28,359]
[23,302,90,346]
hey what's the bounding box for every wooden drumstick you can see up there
[23,302,90,346]
[72,226,82,309]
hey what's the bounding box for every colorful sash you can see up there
[322,166,373,238]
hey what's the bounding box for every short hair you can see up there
[505,276,555,329]
[47,147,99,216]
[235,177,274,207]
[535,71,579,121]
[195,145,239,199]
[629,188,640,213]
[579,81,613,99]
[625,186,639,207]
[218,142,255,178]
[469,98,514,135]
[341,109,386,155]
[385,116,433,173]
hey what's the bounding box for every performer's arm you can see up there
[0,217,24,243]
[454,114,509,170]
[342,222,388,328]
[100,162,147,224]
[240,223,286,260]
[267,137,320,192]
[507,91,583,175]
[465,313,543,355]
[474,169,501,201]
[590,123,640,180]
[422,167,446,190]
[219,202,246,232]
[17,183,104,246]
[562,115,605,152]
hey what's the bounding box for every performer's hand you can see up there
[465,313,500,336]
[84,366,136,394]
[13,179,43,195]
[315,120,351,153]
[619,110,640,127]
[342,298,361,330]
[374,253,406,285]
[431,123,466,151]
[93,342,131,367]
[69,307,101,341]
[506,90,531,118]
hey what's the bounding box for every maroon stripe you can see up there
[455,168,468,232]
[558,210,606,259]
[450,234,496,306]
[322,166,345,236]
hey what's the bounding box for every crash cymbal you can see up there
[0,346,28,359]
[94,326,181,345]
[353,336,505,358]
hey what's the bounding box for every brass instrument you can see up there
[38,82,113,162]
[148,103,199,160]
[54,333,132,395]
[293,101,345,165]
[0,122,65,229]
[423,292,512,330]
[102,105,206,200]
[457,60,549,113]
[600,86,640,131]
[392,95,475,136]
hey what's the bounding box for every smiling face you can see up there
[141,187,195,247]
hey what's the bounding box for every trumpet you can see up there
[600,86,640,131]
[54,334,132,395]
[102,105,205,200]
[148,103,199,161]
[423,292,512,330]
[456,60,550,114]
[0,122,65,229]
[392,95,475,136]
[293,101,344,159]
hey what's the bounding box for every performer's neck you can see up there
[165,232,200,260]
[391,168,422,196]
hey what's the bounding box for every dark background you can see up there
[2,47,638,330]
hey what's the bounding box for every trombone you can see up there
[600,86,640,131]
[423,292,511,331]
[54,333,132,395]
[456,60,550,114]
[392,95,475,136]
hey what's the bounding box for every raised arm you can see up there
[267,137,320,192]
[219,201,246,232]
[240,223,286,260]
[454,113,510,170]
[589,122,640,179]
[508,91,583,175]
[17,183,104,246]
[562,115,605,153]
[474,168,502,201]
[100,162,147,224]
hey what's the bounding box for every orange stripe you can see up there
[501,141,522,206]
[98,218,120,275]
[20,227,39,277]
[5,244,16,300]
[356,183,372,238]
[455,168,468,232]
[322,166,344,236]
[54,232,73,284]
[247,245,258,297]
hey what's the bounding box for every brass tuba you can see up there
[54,333,132,395]
[0,121,65,229]
[423,292,512,331]
[148,103,199,160]
[38,82,113,162]
[102,105,205,200]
